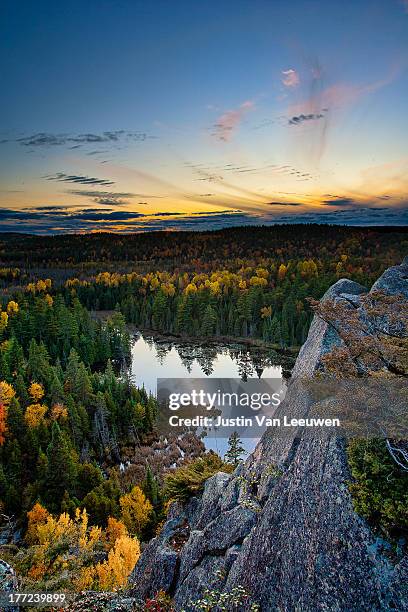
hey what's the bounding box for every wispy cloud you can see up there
[322,197,357,207]
[288,113,325,125]
[44,172,115,186]
[289,67,399,118]
[213,100,255,142]
[282,69,299,88]
[65,189,162,205]
[4,130,153,148]
[66,190,136,199]
[266,201,302,206]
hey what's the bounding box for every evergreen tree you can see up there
[45,421,78,510]
[201,304,217,336]
[143,465,160,507]
[225,431,246,467]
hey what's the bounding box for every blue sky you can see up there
[0,0,407,233]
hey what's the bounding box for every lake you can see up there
[130,333,288,456]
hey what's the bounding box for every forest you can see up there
[1,225,408,348]
[0,224,407,602]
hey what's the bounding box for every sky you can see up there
[0,0,407,233]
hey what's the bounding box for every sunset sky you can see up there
[0,0,407,233]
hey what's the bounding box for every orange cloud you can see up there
[213,100,255,142]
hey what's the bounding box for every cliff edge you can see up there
[130,259,408,611]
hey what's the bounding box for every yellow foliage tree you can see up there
[0,381,15,406]
[149,277,160,291]
[278,263,287,281]
[0,311,8,332]
[0,404,6,445]
[256,267,269,279]
[75,565,95,591]
[119,485,152,536]
[249,275,268,287]
[161,282,176,297]
[35,279,47,292]
[94,535,140,591]
[6,301,19,315]
[25,404,47,428]
[36,508,89,549]
[208,281,221,296]
[29,382,45,402]
[184,282,198,295]
[0,381,15,445]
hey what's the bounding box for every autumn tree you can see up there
[25,502,50,545]
[119,485,152,536]
[94,534,140,590]
[0,381,15,445]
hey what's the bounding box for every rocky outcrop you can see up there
[0,559,18,612]
[130,261,408,611]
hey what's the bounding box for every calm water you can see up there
[130,333,285,456]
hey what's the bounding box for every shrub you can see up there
[164,452,233,503]
[347,438,408,537]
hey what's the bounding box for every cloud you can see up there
[282,69,299,88]
[1,202,407,234]
[266,202,302,206]
[213,101,255,142]
[401,0,408,13]
[11,130,152,147]
[192,209,241,215]
[321,197,357,207]
[69,211,145,221]
[0,206,254,233]
[44,173,115,186]
[150,212,183,216]
[26,205,113,212]
[92,197,126,206]
[66,189,162,200]
[289,113,325,125]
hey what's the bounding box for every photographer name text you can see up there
[168,415,340,428]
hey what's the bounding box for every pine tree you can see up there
[45,421,78,510]
[225,431,246,468]
[201,304,217,337]
[143,465,160,507]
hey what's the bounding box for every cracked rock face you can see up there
[130,261,408,611]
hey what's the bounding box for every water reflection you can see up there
[130,333,285,455]
[131,334,283,393]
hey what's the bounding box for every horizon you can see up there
[1,221,408,240]
[1,0,408,234]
